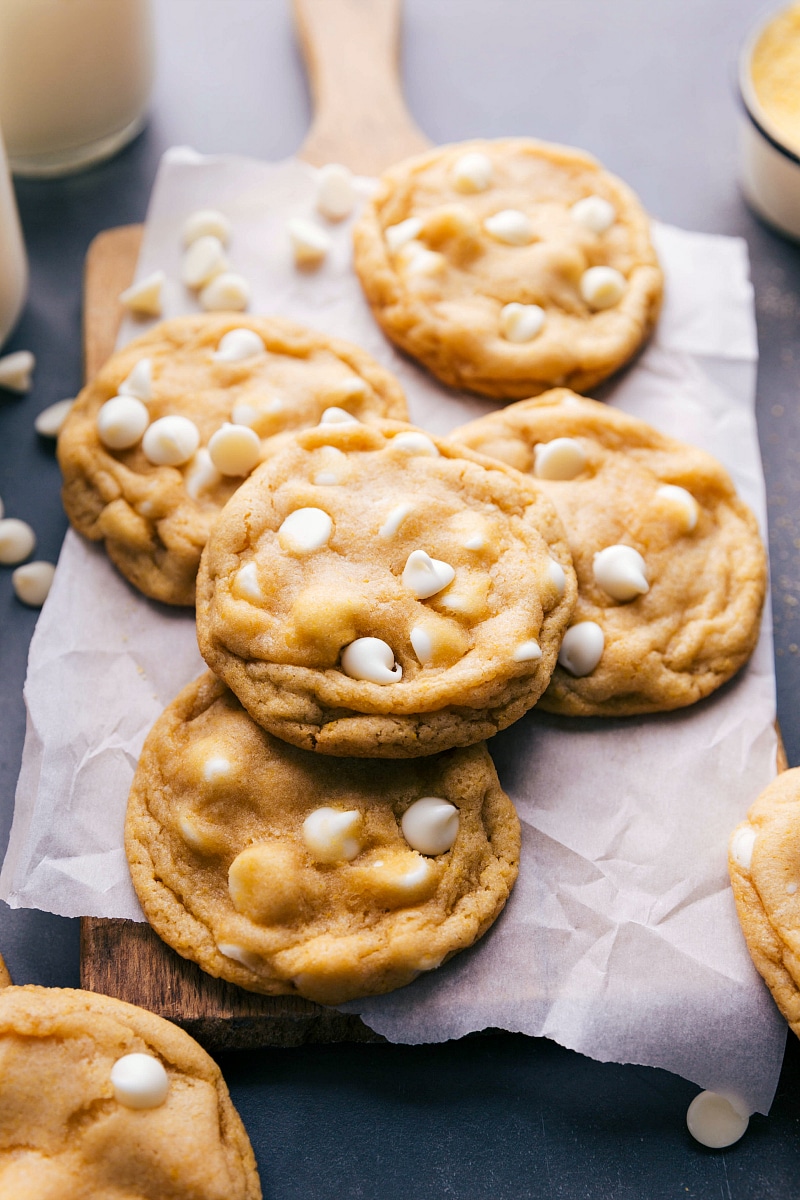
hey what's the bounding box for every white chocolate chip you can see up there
[278,507,333,554]
[341,637,402,683]
[463,533,485,551]
[184,448,221,501]
[303,807,363,863]
[326,377,368,404]
[452,151,493,193]
[312,445,348,486]
[401,797,459,856]
[119,270,164,317]
[410,625,434,665]
[216,942,262,971]
[513,639,542,662]
[580,265,627,310]
[499,302,545,343]
[484,209,534,245]
[233,561,264,602]
[402,549,455,599]
[34,398,74,437]
[179,814,207,852]
[0,518,35,564]
[181,234,228,288]
[655,484,699,532]
[385,217,423,252]
[315,163,357,221]
[199,271,251,312]
[571,195,616,234]
[288,217,331,267]
[391,432,439,457]
[142,415,200,466]
[202,756,232,785]
[686,1092,749,1149]
[559,622,604,676]
[533,437,587,481]
[730,824,757,871]
[118,358,153,402]
[787,882,798,895]
[96,396,150,450]
[320,406,360,425]
[0,350,35,393]
[213,328,266,363]
[12,561,56,606]
[548,558,566,597]
[208,423,261,477]
[379,502,415,539]
[399,242,446,277]
[593,545,649,602]
[111,1054,169,1110]
[182,208,231,247]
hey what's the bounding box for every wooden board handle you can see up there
[294,0,430,174]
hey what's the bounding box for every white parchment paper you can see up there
[1,150,787,1113]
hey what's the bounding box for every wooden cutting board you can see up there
[80,0,429,1049]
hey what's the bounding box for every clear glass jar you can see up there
[0,0,155,178]
[0,124,27,346]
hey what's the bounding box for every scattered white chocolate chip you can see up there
[303,807,363,863]
[326,376,368,404]
[278,507,333,554]
[385,217,423,252]
[533,437,587,481]
[142,415,200,466]
[0,350,35,393]
[655,484,699,532]
[452,151,493,193]
[548,558,566,597]
[288,217,331,267]
[233,561,264,602]
[208,423,261,477]
[362,853,435,904]
[199,271,251,312]
[593,545,649,602]
[184,448,221,501]
[410,625,434,666]
[580,265,627,310]
[0,518,35,564]
[571,195,616,234]
[686,1092,749,1149]
[213,327,265,362]
[119,270,165,317]
[182,208,231,247]
[118,358,153,402]
[203,756,232,786]
[402,549,455,599]
[341,637,402,683]
[379,502,414,539]
[217,942,261,971]
[559,622,605,676]
[320,406,359,425]
[316,163,357,221]
[111,1054,169,1110]
[391,431,439,457]
[788,882,798,895]
[730,824,757,871]
[34,398,74,437]
[463,533,485,551]
[312,445,348,486]
[179,814,207,852]
[484,209,534,245]
[401,797,459,856]
[513,640,542,662]
[499,302,546,343]
[96,396,149,451]
[12,561,56,607]
[181,234,228,289]
[399,242,446,277]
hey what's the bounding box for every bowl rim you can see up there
[739,3,800,167]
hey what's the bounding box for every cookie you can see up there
[126,672,520,1006]
[452,391,766,715]
[730,769,800,1040]
[0,984,261,1199]
[195,418,576,757]
[58,314,407,605]
[352,138,663,399]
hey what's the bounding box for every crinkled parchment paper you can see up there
[1,150,786,1112]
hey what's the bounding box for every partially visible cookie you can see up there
[729,769,800,1040]
[58,314,407,605]
[195,418,576,757]
[0,984,261,1199]
[353,138,663,399]
[126,672,520,1006]
[453,390,766,715]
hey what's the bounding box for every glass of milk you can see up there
[0,125,27,346]
[0,0,155,178]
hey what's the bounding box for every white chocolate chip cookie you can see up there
[125,673,520,1005]
[353,138,663,399]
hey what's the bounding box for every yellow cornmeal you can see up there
[751,4,800,152]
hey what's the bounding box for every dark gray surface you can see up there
[1,1,799,1195]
